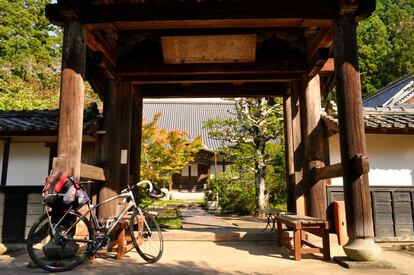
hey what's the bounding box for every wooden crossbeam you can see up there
[307,28,333,63]
[307,48,329,77]
[311,155,370,181]
[312,163,342,181]
[80,163,107,181]
[53,156,107,181]
[118,60,307,80]
[85,30,118,67]
[138,83,288,98]
[46,1,337,28]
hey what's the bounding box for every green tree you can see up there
[203,98,284,213]
[357,0,414,96]
[0,0,100,110]
[141,113,204,191]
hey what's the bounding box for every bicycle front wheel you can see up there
[130,209,163,263]
[27,210,93,272]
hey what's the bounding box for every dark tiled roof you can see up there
[363,74,414,107]
[323,104,414,134]
[0,103,102,135]
[143,99,235,150]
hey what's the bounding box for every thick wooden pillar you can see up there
[299,75,327,220]
[290,80,306,215]
[283,90,296,213]
[130,89,143,184]
[334,15,375,240]
[57,21,86,180]
[99,80,133,218]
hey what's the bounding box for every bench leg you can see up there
[293,229,302,261]
[116,228,125,260]
[322,228,331,261]
[263,214,272,231]
[271,215,277,231]
[276,221,283,246]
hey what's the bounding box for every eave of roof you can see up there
[0,103,102,136]
[323,105,414,135]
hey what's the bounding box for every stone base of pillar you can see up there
[343,238,381,261]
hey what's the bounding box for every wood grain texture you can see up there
[299,74,327,220]
[333,15,374,238]
[283,92,296,213]
[99,80,133,218]
[290,80,306,215]
[57,20,86,180]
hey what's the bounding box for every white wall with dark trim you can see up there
[6,143,50,187]
[329,134,414,186]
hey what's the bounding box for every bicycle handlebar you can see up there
[120,180,165,199]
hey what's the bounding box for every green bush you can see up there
[206,168,256,215]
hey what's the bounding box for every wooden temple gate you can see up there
[46,0,379,260]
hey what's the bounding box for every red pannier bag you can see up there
[43,170,80,208]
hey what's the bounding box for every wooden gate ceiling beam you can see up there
[46,1,376,29]
[117,60,307,82]
[135,82,288,98]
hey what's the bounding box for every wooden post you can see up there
[57,20,86,179]
[291,80,306,215]
[283,90,296,213]
[99,80,133,218]
[130,88,143,184]
[334,15,379,260]
[299,75,327,220]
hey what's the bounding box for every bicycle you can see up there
[27,179,165,272]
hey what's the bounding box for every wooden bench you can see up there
[94,216,143,260]
[260,209,290,231]
[276,214,330,261]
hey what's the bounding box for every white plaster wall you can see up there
[329,134,414,186]
[6,143,50,186]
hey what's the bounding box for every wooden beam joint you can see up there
[311,154,369,181]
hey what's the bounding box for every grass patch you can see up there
[269,202,287,211]
[158,216,183,229]
[141,199,205,208]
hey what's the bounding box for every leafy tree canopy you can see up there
[204,98,284,213]
[0,0,100,110]
[358,0,414,96]
[141,113,204,190]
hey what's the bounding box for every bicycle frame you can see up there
[45,188,152,243]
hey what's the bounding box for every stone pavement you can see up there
[1,241,414,274]
[1,208,414,274]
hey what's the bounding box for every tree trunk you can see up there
[255,146,268,213]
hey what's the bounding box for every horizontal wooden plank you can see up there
[374,202,392,213]
[312,163,342,181]
[139,82,287,98]
[80,163,107,181]
[373,192,392,202]
[395,228,414,237]
[375,236,414,242]
[374,213,393,224]
[47,1,338,27]
[395,202,413,213]
[118,60,307,76]
[26,204,44,215]
[395,214,414,224]
[393,192,411,202]
[27,193,43,203]
[375,227,395,237]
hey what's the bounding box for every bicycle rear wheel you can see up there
[27,210,93,272]
[129,209,163,263]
